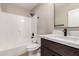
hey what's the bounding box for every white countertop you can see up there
[38,34,79,49]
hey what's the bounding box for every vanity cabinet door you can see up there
[41,38,79,56]
[41,38,61,56]
[41,46,61,56]
[41,46,52,56]
[41,39,52,56]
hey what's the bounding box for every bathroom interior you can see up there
[0,3,79,56]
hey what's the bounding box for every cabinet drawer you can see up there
[41,38,79,56]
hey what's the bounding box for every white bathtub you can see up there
[0,37,40,56]
[0,43,28,56]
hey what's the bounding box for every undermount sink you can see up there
[55,36,78,41]
[47,34,79,41]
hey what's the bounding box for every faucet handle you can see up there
[31,33,35,38]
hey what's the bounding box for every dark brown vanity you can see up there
[41,38,79,56]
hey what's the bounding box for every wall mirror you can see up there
[54,3,79,27]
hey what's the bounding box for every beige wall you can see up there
[33,3,54,34]
[0,4,2,12]
[55,3,79,27]
[0,4,30,16]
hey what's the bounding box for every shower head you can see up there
[30,13,35,17]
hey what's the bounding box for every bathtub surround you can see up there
[0,12,33,56]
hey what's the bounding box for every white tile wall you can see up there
[0,12,32,55]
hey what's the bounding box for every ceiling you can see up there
[2,3,69,11]
[5,3,38,11]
